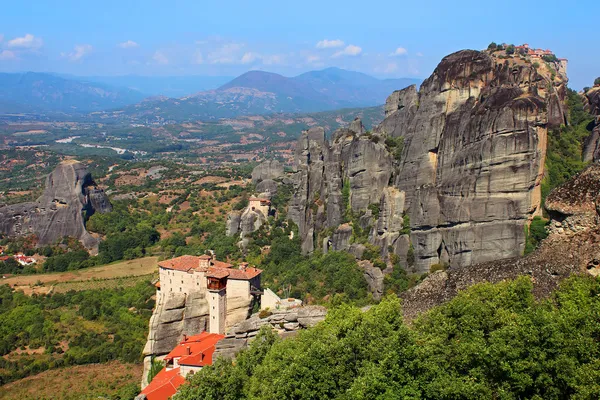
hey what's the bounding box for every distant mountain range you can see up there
[0,72,146,114]
[71,75,234,98]
[115,68,421,121]
[0,68,421,119]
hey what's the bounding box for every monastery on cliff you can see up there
[155,254,262,334]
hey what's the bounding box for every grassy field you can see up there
[0,361,143,400]
[2,256,158,295]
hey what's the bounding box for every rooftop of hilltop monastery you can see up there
[157,254,262,280]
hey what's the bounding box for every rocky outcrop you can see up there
[358,260,384,300]
[252,160,284,183]
[213,306,327,360]
[226,206,268,243]
[545,164,600,235]
[376,50,567,272]
[402,163,600,319]
[288,120,394,254]
[256,179,278,197]
[288,49,568,273]
[582,87,600,162]
[0,160,112,248]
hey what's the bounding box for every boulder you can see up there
[358,260,385,301]
[256,179,278,197]
[252,160,284,183]
[0,160,112,248]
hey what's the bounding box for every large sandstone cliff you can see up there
[582,86,600,162]
[0,160,112,248]
[288,48,568,273]
[402,163,600,319]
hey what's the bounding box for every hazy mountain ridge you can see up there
[0,72,147,113]
[112,68,421,121]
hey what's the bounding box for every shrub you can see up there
[506,44,515,55]
[595,77,600,86]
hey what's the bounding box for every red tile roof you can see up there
[164,332,224,365]
[158,255,234,272]
[206,269,229,279]
[140,332,225,400]
[159,254,263,280]
[158,255,200,272]
[225,266,262,280]
[139,367,185,400]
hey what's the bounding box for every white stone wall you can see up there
[208,289,227,334]
[226,279,251,301]
[159,267,207,296]
[179,364,202,377]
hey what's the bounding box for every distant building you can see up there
[138,332,225,400]
[13,253,35,266]
[248,197,271,217]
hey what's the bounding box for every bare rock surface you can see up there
[0,160,112,248]
[214,306,327,360]
[252,160,284,183]
[287,48,568,274]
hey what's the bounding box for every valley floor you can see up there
[0,361,143,400]
[2,256,158,295]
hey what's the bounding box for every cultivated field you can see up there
[0,361,143,400]
[1,256,158,295]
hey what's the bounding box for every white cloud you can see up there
[152,51,169,65]
[306,55,321,63]
[241,52,259,64]
[416,52,423,57]
[316,39,344,49]
[0,50,17,61]
[390,47,408,56]
[7,34,43,50]
[208,43,244,64]
[118,40,139,49]
[332,44,362,58]
[64,44,93,62]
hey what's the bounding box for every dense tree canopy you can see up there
[178,275,600,399]
[0,282,155,385]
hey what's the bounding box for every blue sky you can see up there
[0,0,597,88]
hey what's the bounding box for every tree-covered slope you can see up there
[178,275,600,400]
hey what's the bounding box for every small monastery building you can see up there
[156,254,262,334]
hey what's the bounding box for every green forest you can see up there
[0,281,155,385]
[178,275,600,400]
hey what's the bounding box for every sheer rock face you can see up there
[375,49,567,272]
[251,160,284,183]
[582,87,600,163]
[0,160,112,248]
[288,122,394,254]
[402,164,600,320]
[288,49,567,273]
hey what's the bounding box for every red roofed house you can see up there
[139,332,225,400]
[157,254,262,334]
[14,253,36,266]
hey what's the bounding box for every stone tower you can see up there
[206,271,228,334]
